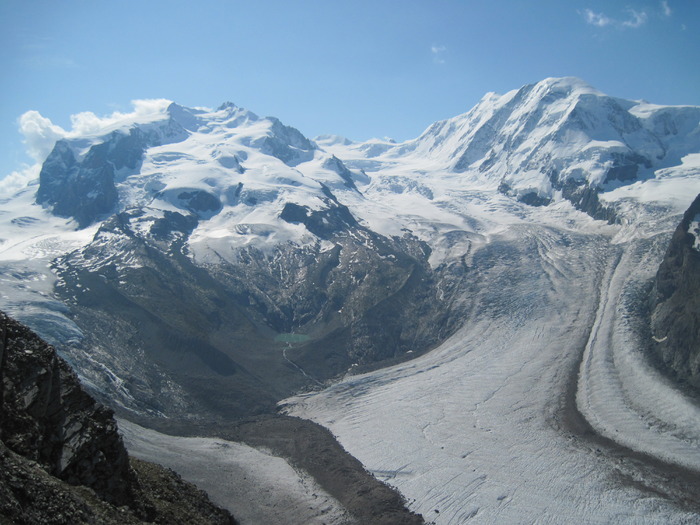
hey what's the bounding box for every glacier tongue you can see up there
[577,235,700,471]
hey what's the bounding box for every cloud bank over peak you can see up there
[18,111,66,163]
[18,98,173,165]
[68,98,173,136]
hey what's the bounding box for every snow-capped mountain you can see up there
[324,76,700,221]
[2,77,700,523]
[3,98,462,418]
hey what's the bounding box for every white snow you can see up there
[276,78,700,520]
[689,215,700,251]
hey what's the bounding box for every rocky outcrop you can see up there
[0,310,134,505]
[649,193,700,390]
[0,311,236,524]
[558,179,617,223]
[279,200,357,239]
[36,121,188,228]
[36,139,119,228]
[46,195,461,421]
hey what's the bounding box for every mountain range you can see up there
[1,76,699,523]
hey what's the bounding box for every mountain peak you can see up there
[166,102,204,131]
[315,134,354,147]
[531,76,602,97]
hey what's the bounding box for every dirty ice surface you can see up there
[118,419,353,525]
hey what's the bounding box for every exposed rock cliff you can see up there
[0,310,134,505]
[0,311,235,524]
[649,194,700,390]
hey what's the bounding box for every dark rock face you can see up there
[48,204,461,420]
[0,439,136,525]
[36,122,188,228]
[649,193,700,390]
[176,190,223,217]
[280,200,357,239]
[149,210,199,240]
[37,139,119,228]
[559,180,617,223]
[0,311,236,524]
[498,174,617,221]
[128,458,237,525]
[0,310,133,505]
[497,181,552,208]
[602,152,651,185]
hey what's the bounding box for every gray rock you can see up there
[649,193,700,390]
[0,310,133,505]
[0,311,236,524]
[36,121,188,228]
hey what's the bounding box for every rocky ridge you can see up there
[0,311,235,524]
[649,192,700,390]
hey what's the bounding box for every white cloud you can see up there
[431,44,447,64]
[622,9,648,28]
[17,99,173,165]
[582,8,613,27]
[69,98,172,136]
[661,1,672,17]
[132,98,173,116]
[0,165,41,195]
[581,7,649,29]
[18,111,67,162]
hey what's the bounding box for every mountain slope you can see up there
[0,311,235,524]
[4,100,465,420]
[323,77,700,221]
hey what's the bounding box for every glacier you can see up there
[284,221,700,523]
[2,76,700,523]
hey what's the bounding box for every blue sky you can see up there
[1,0,698,181]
